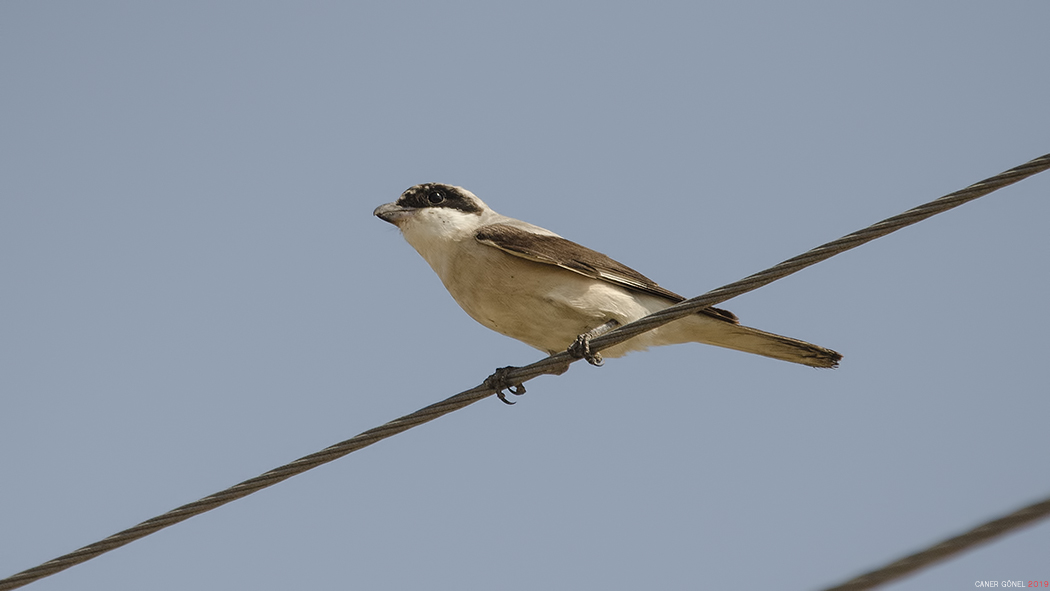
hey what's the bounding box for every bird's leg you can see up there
[485,366,527,405]
[567,319,620,367]
[485,358,574,405]
[487,319,620,405]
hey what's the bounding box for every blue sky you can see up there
[2,2,1049,589]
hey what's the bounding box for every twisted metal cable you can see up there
[820,495,1050,590]
[1,153,1047,590]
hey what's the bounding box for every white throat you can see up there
[399,207,490,277]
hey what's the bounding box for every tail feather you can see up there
[694,321,842,368]
[600,305,842,367]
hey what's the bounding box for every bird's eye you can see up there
[427,191,445,204]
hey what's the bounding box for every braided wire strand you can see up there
[1,153,1047,590]
[820,496,1050,590]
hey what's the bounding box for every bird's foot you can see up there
[485,366,526,405]
[567,334,604,366]
[567,319,620,367]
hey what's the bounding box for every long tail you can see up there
[690,318,842,368]
[601,306,842,367]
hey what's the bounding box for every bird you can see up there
[374,183,841,401]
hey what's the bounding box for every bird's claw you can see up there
[568,334,604,367]
[485,366,526,405]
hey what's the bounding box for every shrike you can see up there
[374,183,840,400]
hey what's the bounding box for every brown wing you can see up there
[474,223,738,324]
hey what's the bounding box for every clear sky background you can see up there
[2,2,1048,590]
